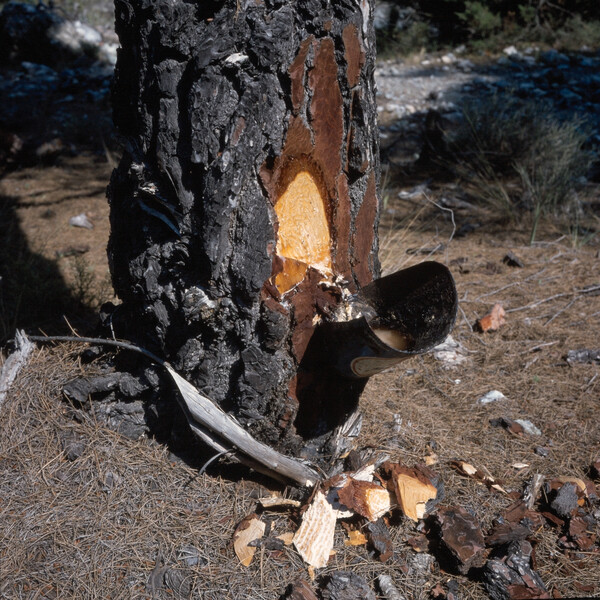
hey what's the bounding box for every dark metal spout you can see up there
[314,261,458,378]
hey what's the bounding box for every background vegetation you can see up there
[378,0,600,54]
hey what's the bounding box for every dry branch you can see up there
[28,335,319,487]
[0,330,34,409]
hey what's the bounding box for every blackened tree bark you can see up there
[108,0,381,462]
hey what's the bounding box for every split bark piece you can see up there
[337,479,392,522]
[407,533,430,553]
[450,460,507,494]
[475,304,506,333]
[503,252,524,268]
[383,462,440,522]
[293,491,337,569]
[284,579,319,600]
[430,581,460,600]
[482,541,550,600]
[489,417,525,436]
[549,482,580,519]
[486,522,532,547]
[565,516,597,550]
[503,500,544,531]
[365,518,394,562]
[233,514,266,567]
[377,574,406,600]
[548,476,596,501]
[322,571,376,600]
[566,349,600,365]
[435,506,486,574]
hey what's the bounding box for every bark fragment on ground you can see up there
[365,518,394,562]
[434,506,486,574]
[321,571,376,600]
[284,579,319,600]
[475,303,506,333]
[482,541,550,600]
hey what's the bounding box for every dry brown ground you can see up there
[1,156,600,599]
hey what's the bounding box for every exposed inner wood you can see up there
[274,169,333,294]
[394,472,438,522]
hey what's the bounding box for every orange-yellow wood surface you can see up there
[274,170,332,293]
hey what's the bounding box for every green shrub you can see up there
[458,1,501,39]
[376,20,434,57]
[444,93,593,242]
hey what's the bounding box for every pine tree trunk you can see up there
[108,0,381,460]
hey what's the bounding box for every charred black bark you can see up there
[108,0,380,460]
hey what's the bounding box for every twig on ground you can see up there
[524,474,545,510]
[475,268,548,301]
[519,341,559,354]
[544,298,578,326]
[506,284,600,314]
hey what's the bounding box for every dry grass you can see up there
[368,201,600,596]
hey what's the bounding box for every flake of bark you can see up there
[435,506,486,574]
[365,518,394,562]
[565,516,596,550]
[60,433,86,462]
[284,579,319,600]
[486,522,532,547]
[475,303,506,333]
[566,349,600,365]
[550,482,580,519]
[503,500,544,532]
[547,476,597,501]
[489,417,525,436]
[431,580,460,600]
[540,511,565,528]
[321,571,377,600]
[407,533,430,553]
[503,252,524,268]
[482,541,550,600]
[377,574,406,600]
[163,567,194,599]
